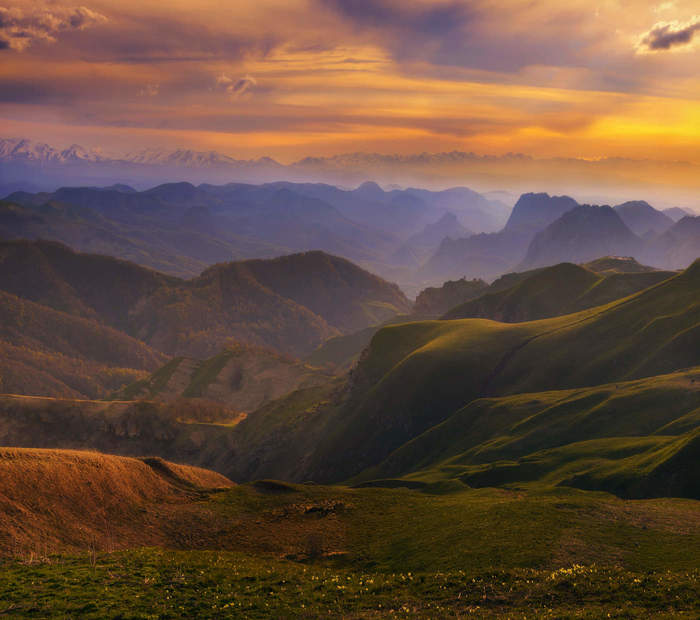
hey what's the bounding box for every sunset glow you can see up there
[1,0,699,176]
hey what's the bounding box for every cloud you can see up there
[139,83,160,97]
[321,0,473,36]
[0,5,107,52]
[215,74,257,99]
[637,16,700,52]
[317,0,605,74]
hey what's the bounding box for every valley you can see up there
[0,175,698,617]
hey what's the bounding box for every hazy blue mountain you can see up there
[614,201,674,237]
[521,205,643,270]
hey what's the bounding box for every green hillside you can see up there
[357,368,700,499]
[232,260,700,484]
[444,262,674,321]
[119,343,333,412]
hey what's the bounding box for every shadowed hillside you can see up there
[229,259,700,483]
[0,290,165,398]
[444,262,674,322]
[358,368,700,499]
[521,205,643,270]
[119,344,333,412]
[413,278,488,317]
[0,240,410,358]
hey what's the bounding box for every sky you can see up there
[1,0,700,168]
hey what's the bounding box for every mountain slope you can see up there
[0,447,232,555]
[444,262,674,322]
[244,259,700,482]
[2,179,506,284]
[663,207,691,222]
[646,215,700,270]
[502,193,578,237]
[357,368,700,499]
[614,201,674,237]
[0,240,410,358]
[129,251,410,357]
[120,344,333,412]
[0,239,175,329]
[413,278,488,317]
[422,193,578,282]
[521,205,643,270]
[392,212,471,267]
[0,289,165,398]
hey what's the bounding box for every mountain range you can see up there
[0,240,409,397]
[1,256,697,501]
[426,193,700,281]
[3,137,700,210]
[0,179,509,289]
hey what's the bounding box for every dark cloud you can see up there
[0,5,107,51]
[318,0,597,73]
[638,18,700,51]
[321,0,473,38]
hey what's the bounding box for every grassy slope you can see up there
[444,262,674,321]
[245,260,699,483]
[358,368,700,498]
[1,479,699,617]
[0,448,232,555]
[118,344,334,414]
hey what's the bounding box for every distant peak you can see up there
[355,181,384,195]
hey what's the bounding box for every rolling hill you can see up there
[229,259,700,484]
[357,367,700,499]
[119,344,333,412]
[0,240,410,359]
[0,447,233,555]
[0,289,165,398]
[412,278,488,317]
[443,262,674,322]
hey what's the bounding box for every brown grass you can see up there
[0,448,233,557]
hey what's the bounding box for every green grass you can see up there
[2,550,698,618]
[3,475,700,617]
[182,351,231,398]
[297,263,700,482]
[116,356,184,399]
[4,480,700,618]
[444,262,673,322]
[357,368,700,499]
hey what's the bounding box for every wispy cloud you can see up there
[215,74,257,99]
[139,83,159,97]
[637,16,700,52]
[0,5,107,52]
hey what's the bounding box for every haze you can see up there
[2,0,700,204]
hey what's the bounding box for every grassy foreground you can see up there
[1,550,698,618]
[2,482,699,617]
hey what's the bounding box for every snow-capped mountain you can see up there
[124,148,284,169]
[124,148,241,167]
[0,138,104,164]
[0,138,284,171]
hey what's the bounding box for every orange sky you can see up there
[1,0,699,166]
